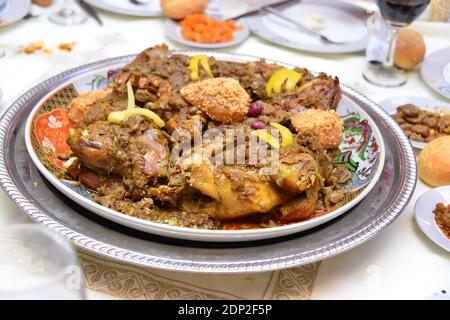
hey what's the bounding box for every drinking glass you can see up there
[363,0,430,87]
[0,0,6,14]
[48,0,87,25]
[0,224,86,300]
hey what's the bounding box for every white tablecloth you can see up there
[0,9,449,300]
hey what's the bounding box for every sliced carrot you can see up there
[179,14,240,44]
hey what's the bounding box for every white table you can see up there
[0,10,449,300]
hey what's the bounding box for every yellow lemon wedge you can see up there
[270,122,294,148]
[251,129,280,150]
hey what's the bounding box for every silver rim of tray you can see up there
[0,53,417,272]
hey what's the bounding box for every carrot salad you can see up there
[180,14,241,44]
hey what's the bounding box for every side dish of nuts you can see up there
[394,104,450,142]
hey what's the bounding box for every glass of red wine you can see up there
[363,0,430,87]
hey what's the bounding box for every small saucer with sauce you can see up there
[415,185,450,252]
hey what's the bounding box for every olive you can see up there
[251,120,266,129]
[247,102,263,117]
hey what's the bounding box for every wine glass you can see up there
[0,224,86,300]
[363,0,430,87]
[49,0,87,25]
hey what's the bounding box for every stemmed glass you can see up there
[49,0,87,25]
[363,0,430,87]
[0,224,86,300]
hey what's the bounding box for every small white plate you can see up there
[83,0,161,17]
[164,19,250,49]
[0,0,31,27]
[378,96,450,149]
[246,0,369,54]
[415,186,450,252]
[421,47,450,100]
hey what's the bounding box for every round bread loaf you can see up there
[418,136,450,187]
[160,0,207,20]
[394,29,426,70]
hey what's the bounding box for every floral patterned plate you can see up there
[24,52,385,242]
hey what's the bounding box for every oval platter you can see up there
[0,53,416,272]
[23,52,384,242]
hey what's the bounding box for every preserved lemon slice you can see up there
[127,81,135,109]
[266,68,303,97]
[270,122,293,148]
[251,129,280,150]
[189,55,213,81]
[108,81,165,127]
[108,108,165,127]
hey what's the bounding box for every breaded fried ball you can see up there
[291,109,343,148]
[180,77,250,123]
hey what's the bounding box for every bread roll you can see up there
[160,0,207,20]
[418,136,450,187]
[394,29,426,70]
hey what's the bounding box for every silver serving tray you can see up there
[0,54,417,273]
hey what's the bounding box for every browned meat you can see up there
[114,44,191,112]
[67,117,169,192]
[269,73,341,113]
[59,44,350,228]
[274,152,319,193]
[68,89,111,128]
[76,167,117,190]
[280,179,320,221]
[296,74,341,110]
[166,113,206,138]
[211,59,280,98]
[82,91,127,127]
[183,163,290,220]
